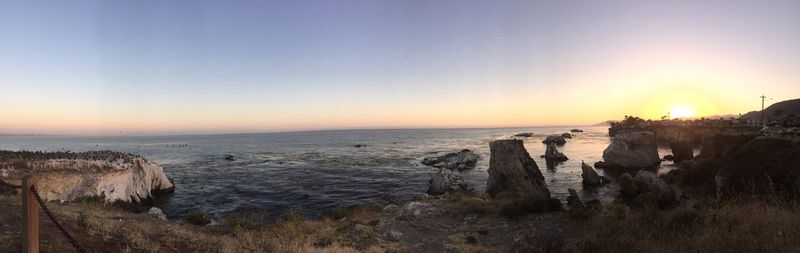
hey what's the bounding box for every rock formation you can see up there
[421,149,479,171]
[570,129,584,133]
[669,141,694,163]
[542,135,567,145]
[544,142,568,162]
[0,151,174,203]
[486,140,550,200]
[561,133,573,139]
[600,132,660,169]
[618,171,676,208]
[711,136,800,196]
[581,161,608,187]
[426,168,467,195]
[514,133,534,138]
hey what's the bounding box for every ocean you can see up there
[0,126,675,222]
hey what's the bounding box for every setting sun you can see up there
[669,104,696,119]
[642,89,718,120]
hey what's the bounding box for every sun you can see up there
[668,104,696,119]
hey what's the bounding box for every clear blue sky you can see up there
[1,0,799,134]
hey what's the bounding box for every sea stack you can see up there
[486,139,550,201]
[599,131,660,169]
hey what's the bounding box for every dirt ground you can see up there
[0,188,576,253]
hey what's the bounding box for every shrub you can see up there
[500,197,562,219]
[76,205,91,228]
[184,211,212,226]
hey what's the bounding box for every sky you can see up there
[1,0,799,135]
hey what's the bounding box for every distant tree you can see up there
[622,115,645,127]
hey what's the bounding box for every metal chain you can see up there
[30,186,88,253]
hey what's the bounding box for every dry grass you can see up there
[436,191,562,219]
[572,198,800,253]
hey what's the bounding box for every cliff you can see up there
[0,150,174,203]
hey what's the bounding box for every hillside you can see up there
[740,98,800,120]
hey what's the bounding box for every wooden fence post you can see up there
[22,175,38,253]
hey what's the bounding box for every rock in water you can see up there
[567,188,584,210]
[426,168,466,195]
[601,132,661,169]
[486,140,550,200]
[581,161,607,187]
[544,142,569,162]
[669,141,694,163]
[514,133,534,138]
[561,133,573,139]
[542,135,567,145]
[421,149,479,171]
[571,129,584,133]
[0,151,174,203]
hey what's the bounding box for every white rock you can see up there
[148,207,167,221]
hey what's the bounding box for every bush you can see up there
[76,205,91,228]
[184,211,212,226]
[501,197,562,219]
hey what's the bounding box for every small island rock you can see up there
[542,135,567,145]
[601,132,660,169]
[421,149,479,171]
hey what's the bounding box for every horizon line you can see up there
[0,124,607,138]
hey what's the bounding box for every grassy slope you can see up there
[2,191,800,253]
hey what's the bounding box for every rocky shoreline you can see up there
[2,129,800,252]
[0,150,174,204]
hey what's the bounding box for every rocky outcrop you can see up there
[486,140,550,200]
[669,141,694,163]
[422,149,479,171]
[514,133,534,138]
[618,171,676,208]
[600,132,660,169]
[711,137,800,196]
[570,129,584,133]
[0,151,174,203]
[542,135,567,145]
[581,161,608,187]
[544,142,568,162]
[426,168,467,195]
[561,133,573,139]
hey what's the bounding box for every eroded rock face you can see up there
[601,132,660,169]
[669,141,694,163]
[486,140,550,200]
[426,168,466,195]
[421,149,479,171]
[544,142,568,162]
[0,151,174,203]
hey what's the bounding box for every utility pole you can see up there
[760,94,772,126]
